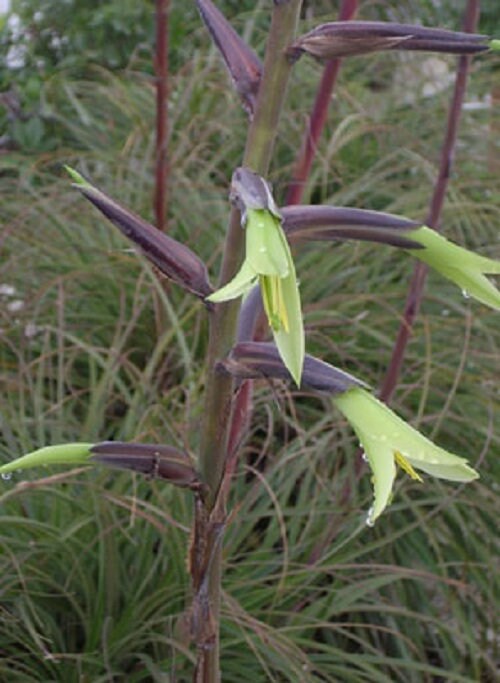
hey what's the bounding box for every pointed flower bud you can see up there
[0,441,202,490]
[288,21,493,62]
[0,443,94,475]
[196,0,262,117]
[90,442,201,489]
[207,168,305,386]
[332,387,479,525]
[406,226,500,310]
[66,167,212,300]
[220,341,364,394]
[281,205,423,249]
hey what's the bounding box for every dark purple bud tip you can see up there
[196,0,262,117]
[281,205,424,249]
[289,21,491,61]
[72,179,212,300]
[90,441,202,489]
[220,341,367,394]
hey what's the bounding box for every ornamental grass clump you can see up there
[1,2,499,681]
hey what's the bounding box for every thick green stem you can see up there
[200,0,302,498]
[194,2,303,681]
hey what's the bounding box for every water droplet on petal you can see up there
[1,472,13,481]
[361,451,368,462]
[366,508,375,527]
[462,289,470,299]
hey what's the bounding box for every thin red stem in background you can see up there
[379,0,480,403]
[285,0,359,206]
[154,0,169,232]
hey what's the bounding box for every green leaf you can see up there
[0,443,95,475]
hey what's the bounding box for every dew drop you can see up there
[462,289,470,299]
[366,508,375,527]
[1,472,13,481]
[361,451,368,462]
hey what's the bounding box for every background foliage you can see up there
[1,1,499,681]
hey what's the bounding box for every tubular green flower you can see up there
[208,208,304,384]
[406,227,500,310]
[207,169,305,385]
[333,387,479,525]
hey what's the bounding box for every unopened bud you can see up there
[289,21,491,61]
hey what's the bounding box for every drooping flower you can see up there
[333,387,479,525]
[207,169,305,386]
[406,226,500,310]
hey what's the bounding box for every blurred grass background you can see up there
[0,1,499,680]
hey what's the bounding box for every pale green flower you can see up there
[208,207,304,385]
[333,387,479,525]
[407,226,500,310]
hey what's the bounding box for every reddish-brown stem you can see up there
[154,0,169,232]
[285,0,359,205]
[379,0,480,403]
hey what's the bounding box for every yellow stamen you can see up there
[394,451,423,482]
[261,275,289,332]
